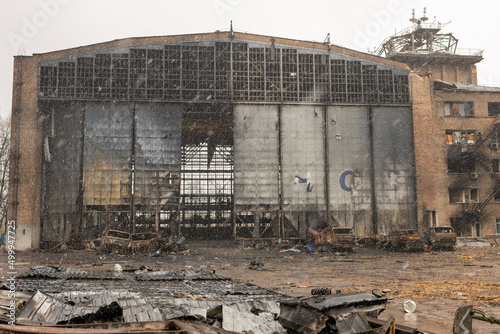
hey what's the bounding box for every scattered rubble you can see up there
[0,265,432,334]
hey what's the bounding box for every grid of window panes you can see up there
[39,41,410,104]
[181,143,233,221]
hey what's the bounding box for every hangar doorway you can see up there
[180,103,234,239]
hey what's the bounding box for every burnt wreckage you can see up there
[0,266,422,334]
[9,31,416,250]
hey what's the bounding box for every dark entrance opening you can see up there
[180,103,234,239]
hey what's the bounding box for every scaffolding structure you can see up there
[377,9,483,61]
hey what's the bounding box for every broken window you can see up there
[475,223,481,237]
[494,190,500,203]
[493,159,500,173]
[434,227,452,233]
[445,130,475,145]
[444,102,474,117]
[488,102,500,116]
[497,218,500,235]
[490,130,500,149]
[449,188,478,203]
[447,153,475,173]
[426,210,438,227]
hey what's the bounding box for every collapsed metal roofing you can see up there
[434,80,500,92]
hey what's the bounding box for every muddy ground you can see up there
[1,241,499,333]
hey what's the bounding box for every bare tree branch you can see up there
[0,116,10,232]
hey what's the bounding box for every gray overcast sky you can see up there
[1,0,499,118]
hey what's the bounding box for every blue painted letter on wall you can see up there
[340,170,355,191]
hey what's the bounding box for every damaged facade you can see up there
[377,12,500,239]
[8,31,417,250]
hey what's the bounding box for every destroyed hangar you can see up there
[7,16,500,250]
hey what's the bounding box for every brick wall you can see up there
[7,56,43,250]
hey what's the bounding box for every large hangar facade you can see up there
[8,31,416,250]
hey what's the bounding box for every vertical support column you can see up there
[368,106,378,235]
[253,213,260,238]
[278,104,284,238]
[296,51,300,101]
[180,45,183,100]
[323,105,331,226]
[232,104,237,240]
[76,104,86,243]
[229,33,234,102]
[8,56,44,250]
[130,102,137,234]
[247,44,250,100]
[105,205,109,236]
[327,48,333,104]
[155,171,160,233]
[279,48,283,103]
[344,60,348,102]
[263,46,267,100]
[391,72,396,103]
[9,58,23,229]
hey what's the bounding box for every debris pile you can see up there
[278,291,392,333]
[0,266,290,333]
[101,230,186,255]
[0,266,431,333]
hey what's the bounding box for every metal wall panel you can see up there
[42,102,82,242]
[233,105,279,210]
[134,103,181,209]
[83,102,133,206]
[281,106,325,236]
[372,107,417,234]
[327,106,373,235]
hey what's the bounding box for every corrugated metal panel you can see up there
[83,102,133,206]
[233,105,279,210]
[281,106,325,235]
[372,107,417,234]
[42,102,82,242]
[134,103,181,209]
[327,106,373,235]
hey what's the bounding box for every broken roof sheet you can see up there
[434,80,500,92]
[2,266,290,325]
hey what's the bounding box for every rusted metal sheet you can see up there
[327,106,373,236]
[233,105,279,210]
[83,102,133,206]
[3,267,286,333]
[372,107,417,235]
[41,101,83,243]
[0,320,239,333]
[134,103,181,211]
[278,292,392,334]
[281,106,326,237]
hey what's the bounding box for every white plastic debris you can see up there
[403,299,416,313]
[114,264,122,273]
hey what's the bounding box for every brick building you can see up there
[379,14,500,238]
